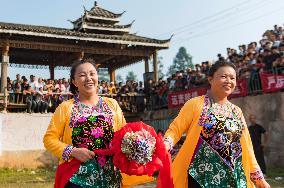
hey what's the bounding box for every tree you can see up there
[116,74,124,83]
[158,57,165,79]
[167,47,193,76]
[98,68,109,82]
[126,71,137,81]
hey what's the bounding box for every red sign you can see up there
[229,79,248,98]
[168,87,207,109]
[260,73,284,93]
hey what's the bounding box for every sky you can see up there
[1,0,284,81]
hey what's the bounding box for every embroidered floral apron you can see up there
[69,96,121,188]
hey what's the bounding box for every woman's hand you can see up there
[70,148,95,163]
[164,141,171,151]
[255,179,270,188]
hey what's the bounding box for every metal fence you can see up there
[143,118,174,133]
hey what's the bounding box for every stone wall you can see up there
[231,92,284,168]
[0,113,57,168]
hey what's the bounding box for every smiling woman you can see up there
[43,59,153,188]
[161,61,271,188]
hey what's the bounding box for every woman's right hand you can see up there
[70,148,95,163]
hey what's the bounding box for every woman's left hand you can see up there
[255,179,270,188]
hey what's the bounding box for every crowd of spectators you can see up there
[147,24,284,106]
[6,75,147,113]
[7,75,71,113]
[5,24,284,113]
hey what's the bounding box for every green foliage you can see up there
[126,71,137,81]
[158,57,165,79]
[98,68,109,82]
[167,47,193,76]
[116,74,124,83]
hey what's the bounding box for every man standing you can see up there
[248,114,269,176]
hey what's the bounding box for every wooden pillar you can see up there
[76,51,84,61]
[109,68,116,83]
[1,44,9,93]
[153,50,158,82]
[144,57,149,73]
[49,65,55,80]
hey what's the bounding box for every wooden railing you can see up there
[0,92,147,113]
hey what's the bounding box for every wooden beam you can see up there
[109,68,116,83]
[1,42,9,95]
[144,57,149,72]
[153,50,158,82]
[96,55,115,64]
[0,39,151,57]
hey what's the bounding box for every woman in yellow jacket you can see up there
[43,59,152,188]
[164,61,270,188]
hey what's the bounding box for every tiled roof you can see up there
[88,3,124,19]
[0,22,170,48]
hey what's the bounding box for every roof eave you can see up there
[82,24,130,33]
[86,14,120,22]
[0,29,170,48]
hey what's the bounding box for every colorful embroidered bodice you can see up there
[69,96,121,188]
[188,94,247,187]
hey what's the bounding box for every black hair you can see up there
[208,60,237,77]
[69,58,97,95]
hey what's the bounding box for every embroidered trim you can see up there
[70,95,113,128]
[62,145,74,161]
[164,136,174,151]
[250,169,264,181]
[198,94,244,130]
[198,94,210,127]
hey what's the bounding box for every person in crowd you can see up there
[108,81,117,94]
[23,85,36,113]
[55,79,66,93]
[45,79,55,93]
[43,59,152,188]
[29,75,37,90]
[34,87,48,113]
[248,114,269,176]
[162,61,270,188]
[12,74,22,86]
[36,77,45,92]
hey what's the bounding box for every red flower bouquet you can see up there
[111,122,166,176]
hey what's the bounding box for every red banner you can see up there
[168,87,207,109]
[229,79,248,98]
[260,73,284,93]
[168,79,248,108]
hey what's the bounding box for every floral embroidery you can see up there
[250,170,264,180]
[70,157,121,188]
[189,141,247,188]
[164,136,174,151]
[201,110,243,170]
[62,145,74,161]
[91,127,104,138]
[198,95,210,127]
[69,96,121,187]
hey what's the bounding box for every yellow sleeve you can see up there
[164,98,196,145]
[43,102,69,160]
[104,97,126,132]
[113,99,126,131]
